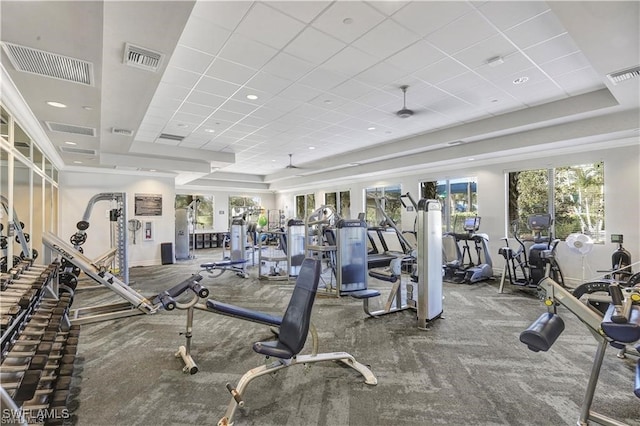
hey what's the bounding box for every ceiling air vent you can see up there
[606,65,640,85]
[59,146,96,156]
[157,133,184,142]
[45,121,96,137]
[112,128,133,136]
[1,42,93,86]
[123,43,164,72]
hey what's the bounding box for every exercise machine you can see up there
[599,234,636,283]
[311,218,369,296]
[350,199,444,329]
[67,192,129,284]
[258,219,306,280]
[216,258,377,426]
[220,218,251,278]
[498,213,564,294]
[366,196,415,269]
[443,216,493,284]
[520,257,639,426]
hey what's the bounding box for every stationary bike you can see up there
[498,213,564,294]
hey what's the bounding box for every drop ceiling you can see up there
[1,1,638,192]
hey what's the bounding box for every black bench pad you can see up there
[206,299,282,326]
[349,289,381,299]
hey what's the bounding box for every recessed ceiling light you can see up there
[271,159,276,162]
[513,76,529,85]
[468,158,475,161]
[73,160,83,164]
[323,99,333,104]
[246,94,258,100]
[309,146,315,150]
[490,99,499,103]
[343,17,354,25]
[46,101,66,108]
[368,127,376,131]
[177,123,188,128]
[64,141,77,145]
[82,106,93,111]
[149,169,156,172]
[204,129,215,133]
[350,162,360,166]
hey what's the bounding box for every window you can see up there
[421,177,477,233]
[507,162,604,242]
[324,190,350,218]
[365,185,401,228]
[229,196,262,222]
[295,193,315,220]
[175,194,214,230]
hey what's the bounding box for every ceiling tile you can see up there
[523,33,580,64]
[172,111,204,125]
[453,35,518,70]
[262,52,316,81]
[279,83,325,102]
[284,26,346,65]
[178,102,216,117]
[312,1,386,44]
[321,46,380,76]
[366,1,409,17]
[185,90,227,109]
[235,2,306,50]
[436,72,490,95]
[352,18,421,59]
[168,45,215,74]
[478,1,550,31]
[474,52,536,83]
[553,68,605,96]
[413,57,469,85]
[426,10,498,55]
[247,71,293,95]
[298,68,349,91]
[330,79,376,100]
[194,76,240,98]
[218,33,279,70]
[540,52,593,77]
[263,96,304,113]
[161,67,202,88]
[219,99,259,115]
[356,61,408,86]
[514,81,566,106]
[268,1,330,23]
[385,40,446,74]
[505,10,568,50]
[391,1,473,37]
[205,58,257,86]
[152,83,191,101]
[190,1,253,31]
[233,86,273,105]
[177,15,231,56]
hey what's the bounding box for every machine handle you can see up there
[226,383,244,407]
[158,292,176,311]
[608,283,629,323]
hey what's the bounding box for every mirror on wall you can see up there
[14,157,33,259]
[14,122,31,160]
[1,103,58,265]
[1,148,9,269]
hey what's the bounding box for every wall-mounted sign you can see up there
[135,193,162,216]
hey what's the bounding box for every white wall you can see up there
[58,171,277,267]
[59,171,175,267]
[276,144,640,286]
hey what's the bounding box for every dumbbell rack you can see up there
[1,259,79,425]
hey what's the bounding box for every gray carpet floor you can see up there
[66,249,640,426]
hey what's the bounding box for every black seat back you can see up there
[278,258,321,355]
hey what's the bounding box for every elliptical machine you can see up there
[443,216,493,284]
[498,213,564,293]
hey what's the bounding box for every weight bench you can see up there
[201,259,248,279]
[350,258,412,318]
[217,258,377,426]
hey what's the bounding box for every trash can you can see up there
[161,242,174,265]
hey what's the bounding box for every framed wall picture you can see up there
[135,193,162,216]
